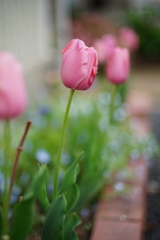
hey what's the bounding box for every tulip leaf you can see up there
[65,183,80,214]
[41,194,66,240]
[74,167,104,212]
[23,165,46,201]
[9,165,46,240]
[63,213,81,240]
[37,164,49,211]
[59,152,83,194]
[9,199,34,240]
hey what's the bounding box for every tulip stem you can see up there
[109,85,119,124]
[2,121,11,238]
[53,89,75,199]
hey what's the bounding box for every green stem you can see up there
[2,121,11,238]
[53,89,75,199]
[108,85,119,125]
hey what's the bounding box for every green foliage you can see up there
[19,92,155,215]
[8,90,156,240]
[37,165,50,211]
[63,213,81,240]
[41,194,66,240]
[126,6,160,61]
[74,168,105,212]
[0,206,2,237]
[59,152,83,194]
[9,165,46,240]
[64,183,80,214]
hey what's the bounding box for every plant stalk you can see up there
[108,85,119,124]
[8,121,32,199]
[53,89,75,199]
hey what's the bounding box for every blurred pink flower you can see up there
[119,27,139,52]
[61,39,98,90]
[93,34,117,64]
[106,47,130,85]
[0,52,27,119]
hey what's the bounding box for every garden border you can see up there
[90,116,149,240]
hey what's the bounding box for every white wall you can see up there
[0,0,54,71]
[128,0,157,8]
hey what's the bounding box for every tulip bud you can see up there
[119,27,139,52]
[60,39,98,90]
[106,47,130,85]
[0,52,27,119]
[93,34,117,64]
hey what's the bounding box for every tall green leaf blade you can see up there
[74,168,104,212]
[23,165,46,201]
[9,165,46,240]
[59,152,83,193]
[63,213,81,240]
[65,183,79,214]
[37,165,49,211]
[41,194,66,240]
[9,199,34,240]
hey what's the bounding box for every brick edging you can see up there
[90,117,149,240]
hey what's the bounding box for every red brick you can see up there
[96,180,146,221]
[91,220,142,240]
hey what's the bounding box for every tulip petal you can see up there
[61,39,98,90]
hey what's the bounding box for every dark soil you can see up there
[143,111,160,240]
[75,206,95,240]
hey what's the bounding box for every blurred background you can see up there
[0,0,160,103]
[1,1,160,239]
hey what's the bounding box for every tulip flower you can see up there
[102,34,117,61]
[119,27,139,52]
[93,34,117,63]
[106,47,130,85]
[60,39,98,90]
[0,52,27,119]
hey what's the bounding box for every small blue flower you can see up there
[80,208,90,219]
[38,106,50,115]
[61,151,71,166]
[10,194,19,204]
[47,183,53,195]
[10,185,22,204]
[0,171,4,193]
[20,172,30,185]
[12,185,22,195]
[35,148,51,164]
[114,181,125,192]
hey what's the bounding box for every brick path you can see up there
[90,107,150,240]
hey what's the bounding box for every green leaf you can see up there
[65,183,79,214]
[37,165,49,211]
[23,165,46,201]
[9,165,46,240]
[59,152,83,194]
[9,199,34,240]
[0,206,2,238]
[63,213,81,240]
[41,194,66,240]
[74,168,104,212]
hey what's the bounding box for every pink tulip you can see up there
[93,34,117,63]
[106,47,130,85]
[93,39,106,64]
[102,34,117,60]
[0,52,27,119]
[119,27,139,52]
[61,39,98,90]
